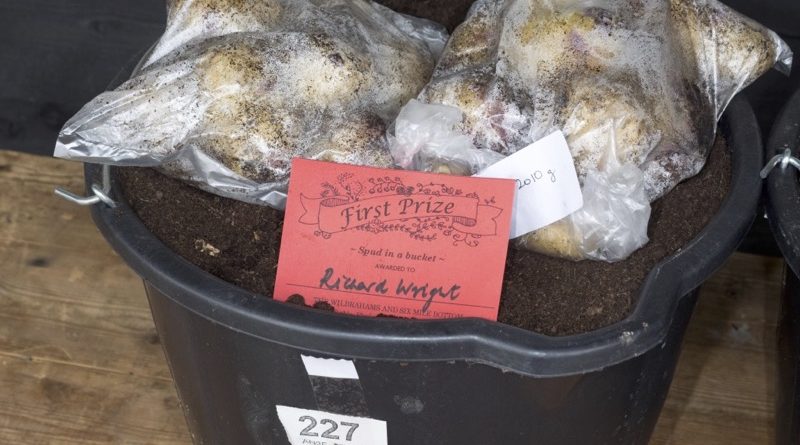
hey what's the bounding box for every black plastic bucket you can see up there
[85,97,761,445]
[766,88,800,445]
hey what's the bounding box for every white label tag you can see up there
[301,355,360,380]
[476,131,583,238]
[276,406,387,445]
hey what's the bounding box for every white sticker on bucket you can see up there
[301,355,360,380]
[276,405,387,445]
[475,131,583,238]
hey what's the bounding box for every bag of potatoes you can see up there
[55,0,447,208]
[390,0,792,262]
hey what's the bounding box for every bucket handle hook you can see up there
[761,147,800,179]
[54,164,116,208]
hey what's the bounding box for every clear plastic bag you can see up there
[55,0,448,209]
[395,0,792,261]
[388,99,504,174]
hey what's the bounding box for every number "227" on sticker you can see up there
[299,416,359,441]
[276,405,388,445]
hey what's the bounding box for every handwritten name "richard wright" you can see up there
[318,267,461,313]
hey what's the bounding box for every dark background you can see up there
[0,0,798,253]
[0,0,166,156]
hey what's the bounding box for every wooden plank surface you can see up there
[0,150,190,444]
[651,250,781,444]
[0,149,783,444]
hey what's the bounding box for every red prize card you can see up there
[274,159,515,321]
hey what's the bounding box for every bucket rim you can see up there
[767,88,800,276]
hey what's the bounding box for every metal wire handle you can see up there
[761,148,800,179]
[54,164,117,208]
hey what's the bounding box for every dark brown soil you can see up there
[375,0,476,31]
[499,139,731,335]
[117,137,730,336]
